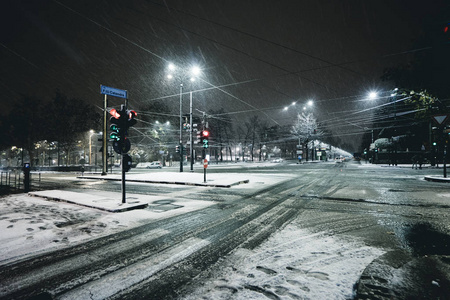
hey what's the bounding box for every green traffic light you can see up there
[110,124,119,131]
[110,132,120,140]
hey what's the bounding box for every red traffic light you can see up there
[201,130,210,137]
[128,110,137,119]
[127,110,137,128]
[109,108,121,119]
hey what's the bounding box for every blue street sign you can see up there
[100,85,128,99]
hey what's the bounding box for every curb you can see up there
[28,192,148,213]
[77,176,249,188]
[424,176,450,183]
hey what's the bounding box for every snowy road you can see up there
[1,162,449,299]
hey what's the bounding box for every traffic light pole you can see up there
[122,152,126,203]
[102,94,108,175]
[121,101,128,204]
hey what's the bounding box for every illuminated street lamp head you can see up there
[191,66,201,76]
[168,63,176,71]
[307,100,313,106]
[390,87,399,97]
[167,74,173,80]
[368,91,378,100]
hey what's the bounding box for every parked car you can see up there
[146,161,162,169]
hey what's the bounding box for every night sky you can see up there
[1,0,448,150]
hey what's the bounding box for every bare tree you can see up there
[245,115,260,161]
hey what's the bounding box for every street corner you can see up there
[28,190,148,213]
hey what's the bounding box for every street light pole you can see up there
[168,63,202,172]
[190,91,194,172]
[179,83,183,172]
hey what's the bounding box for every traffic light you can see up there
[127,110,137,129]
[109,106,137,154]
[201,130,210,148]
[176,145,180,153]
[109,108,122,142]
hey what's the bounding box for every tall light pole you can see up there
[167,63,201,172]
[167,63,184,172]
[179,83,184,172]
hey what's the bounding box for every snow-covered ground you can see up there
[0,170,385,299]
[0,193,217,263]
[0,172,293,263]
[181,220,384,300]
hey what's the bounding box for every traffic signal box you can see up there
[201,130,210,148]
[109,106,137,171]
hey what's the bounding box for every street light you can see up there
[368,91,378,100]
[283,100,314,112]
[304,100,314,110]
[166,63,202,172]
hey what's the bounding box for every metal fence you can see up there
[0,170,41,194]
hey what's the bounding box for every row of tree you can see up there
[1,91,101,166]
[1,90,325,168]
[129,103,322,163]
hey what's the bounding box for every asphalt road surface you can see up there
[1,160,449,299]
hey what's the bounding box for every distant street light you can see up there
[304,100,314,110]
[283,100,314,112]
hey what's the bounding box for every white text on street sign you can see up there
[100,85,128,99]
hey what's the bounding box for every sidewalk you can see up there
[28,172,251,213]
[29,190,150,212]
[78,171,250,188]
[357,162,450,183]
